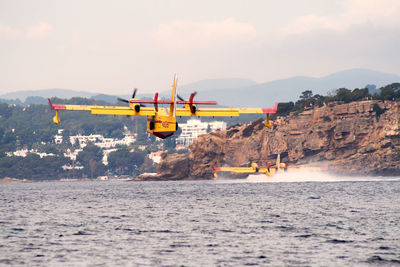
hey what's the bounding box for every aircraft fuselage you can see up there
[147,114,177,139]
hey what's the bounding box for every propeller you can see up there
[177,91,197,103]
[117,88,137,103]
[117,88,145,108]
[177,94,185,101]
[177,92,198,113]
[117,97,129,103]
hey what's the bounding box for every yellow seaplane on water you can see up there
[48,75,278,139]
[212,155,287,178]
[212,155,329,178]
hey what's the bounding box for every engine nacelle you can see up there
[184,103,197,114]
[128,101,141,113]
[134,104,140,112]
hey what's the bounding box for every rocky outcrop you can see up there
[137,153,189,181]
[156,100,400,179]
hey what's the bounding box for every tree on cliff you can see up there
[294,90,324,111]
[377,83,400,100]
[300,90,313,100]
[335,88,353,103]
[280,87,372,115]
[333,87,369,103]
[277,102,295,116]
[350,88,369,101]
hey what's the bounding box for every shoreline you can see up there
[2,173,400,183]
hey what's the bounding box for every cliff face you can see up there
[137,153,189,181]
[159,100,400,179]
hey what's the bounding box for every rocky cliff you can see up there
[156,100,400,179]
[137,153,189,181]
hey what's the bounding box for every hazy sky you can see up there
[1,0,399,95]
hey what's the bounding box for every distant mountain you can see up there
[0,89,96,102]
[24,96,49,105]
[187,69,400,107]
[0,89,130,106]
[153,78,257,100]
[322,69,400,88]
[91,94,119,104]
[1,69,399,107]
[177,78,257,94]
[0,79,257,102]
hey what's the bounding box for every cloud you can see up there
[346,0,400,21]
[0,25,22,39]
[151,18,257,51]
[280,0,400,35]
[0,23,53,40]
[280,15,341,35]
[26,23,53,39]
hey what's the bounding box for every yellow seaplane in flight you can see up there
[48,75,278,139]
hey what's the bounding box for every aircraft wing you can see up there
[238,102,279,114]
[213,167,257,173]
[175,102,278,117]
[90,106,157,116]
[176,107,240,117]
[48,99,156,116]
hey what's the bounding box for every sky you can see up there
[0,0,399,95]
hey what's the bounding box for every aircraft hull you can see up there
[147,114,177,139]
[152,131,175,139]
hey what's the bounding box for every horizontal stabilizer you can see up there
[127,99,218,105]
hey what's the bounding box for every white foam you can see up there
[214,170,400,184]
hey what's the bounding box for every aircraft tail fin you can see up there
[276,154,281,171]
[169,74,177,118]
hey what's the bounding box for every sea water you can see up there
[1,176,400,266]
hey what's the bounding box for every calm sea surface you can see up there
[1,176,400,266]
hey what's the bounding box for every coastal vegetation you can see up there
[276,83,400,116]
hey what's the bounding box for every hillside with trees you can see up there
[276,83,400,116]
[0,83,399,180]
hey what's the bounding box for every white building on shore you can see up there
[6,149,56,158]
[176,119,226,147]
[54,129,64,144]
[67,133,136,149]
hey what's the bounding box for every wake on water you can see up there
[215,170,400,183]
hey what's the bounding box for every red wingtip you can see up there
[48,98,54,109]
[273,102,279,112]
[262,102,279,114]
